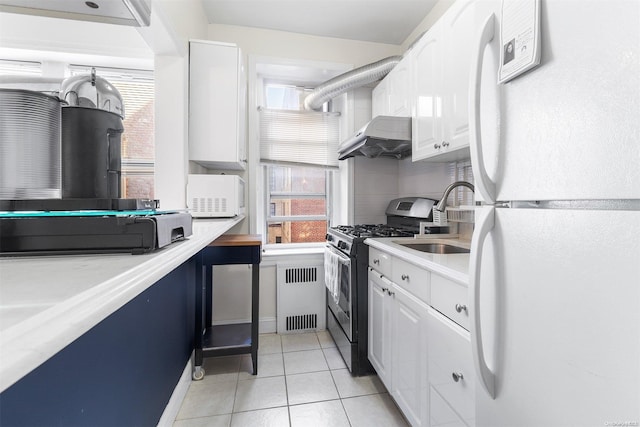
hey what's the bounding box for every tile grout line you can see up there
[320,331,355,427]
[176,333,401,426]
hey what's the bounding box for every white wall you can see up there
[399,160,453,200]
[141,0,209,210]
[209,24,402,68]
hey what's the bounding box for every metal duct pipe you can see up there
[303,56,402,111]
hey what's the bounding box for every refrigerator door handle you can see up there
[469,205,496,398]
[469,13,496,204]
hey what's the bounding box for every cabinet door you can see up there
[368,268,393,388]
[372,78,390,117]
[427,307,475,427]
[236,50,247,166]
[412,22,444,161]
[189,42,245,170]
[391,284,429,427]
[441,0,476,154]
[388,57,411,117]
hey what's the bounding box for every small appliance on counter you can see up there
[0,88,62,200]
[187,174,245,218]
[0,70,192,255]
[0,210,192,256]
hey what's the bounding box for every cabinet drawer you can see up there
[427,308,474,427]
[392,257,429,304]
[431,274,469,330]
[369,247,391,277]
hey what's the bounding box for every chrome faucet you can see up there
[435,181,475,212]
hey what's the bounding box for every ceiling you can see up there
[201,0,439,45]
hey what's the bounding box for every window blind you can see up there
[0,59,41,76]
[259,108,340,168]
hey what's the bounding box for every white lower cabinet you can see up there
[391,285,429,427]
[427,307,475,427]
[368,245,473,427]
[368,269,393,387]
[368,263,429,427]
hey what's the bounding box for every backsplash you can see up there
[353,155,475,225]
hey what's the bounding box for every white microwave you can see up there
[187,174,245,218]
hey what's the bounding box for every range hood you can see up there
[338,116,412,160]
[0,0,151,27]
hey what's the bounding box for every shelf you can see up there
[203,323,252,354]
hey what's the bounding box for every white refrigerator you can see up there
[467,0,640,426]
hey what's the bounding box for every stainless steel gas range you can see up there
[325,197,447,375]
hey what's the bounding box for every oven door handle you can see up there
[325,245,351,264]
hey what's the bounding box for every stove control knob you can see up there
[326,234,332,242]
[338,241,347,250]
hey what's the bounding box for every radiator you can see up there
[276,262,326,334]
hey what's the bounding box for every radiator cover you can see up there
[276,263,326,334]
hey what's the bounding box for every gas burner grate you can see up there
[330,224,414,238]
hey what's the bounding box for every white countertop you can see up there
[364,236,470,286]
[0,216,243,393]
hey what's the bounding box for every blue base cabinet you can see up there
[0,257,196,427]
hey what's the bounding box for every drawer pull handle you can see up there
[387,290,395,297]
[381,287,388,292]
[452,372,464,382]
[401,274,409,281]
[373,259,380,265]
[455,303,468,313]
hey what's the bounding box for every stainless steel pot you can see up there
[0,89,62,199]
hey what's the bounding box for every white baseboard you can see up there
[210,317,277,334]
[157,357,192,427]
[260,317,276,334]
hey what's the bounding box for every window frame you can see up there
[248,56,353,247]
[261,163,334,249]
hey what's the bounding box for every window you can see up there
[265,164,331,244]
[259,82,340,246]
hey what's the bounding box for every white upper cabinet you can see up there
[388,53,413,117]
[372,52,413,118]
[411,20,444,161]
[442,0,476,154]
[412,0,477,162]
[189,40,247,170]
[372,77,390,117]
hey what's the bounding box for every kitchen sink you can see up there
[396,242,470,254]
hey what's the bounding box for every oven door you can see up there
[325,245,353,341]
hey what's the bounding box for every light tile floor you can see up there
[174,331,409,427]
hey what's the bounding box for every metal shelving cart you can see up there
[193,234,261,380]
